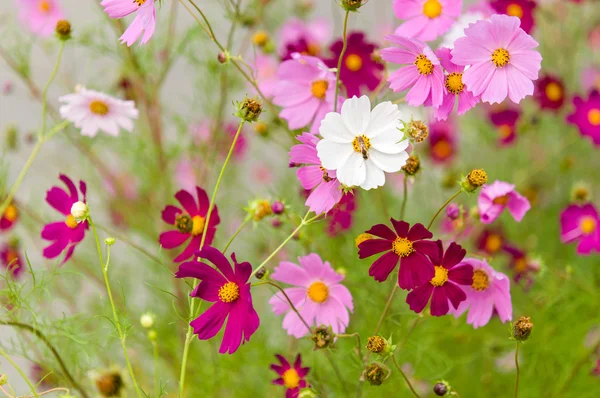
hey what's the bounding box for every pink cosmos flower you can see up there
[289,133,343,215]
[406,241,473,316]
[560,203,600,255]
[18,0,64,38]
[451,14,542,104]
[278,18,332,60]
[382,35,445,107]
[451,258,512,328]
[490,0,536,34]
[566,90,600,147]
[269,254,353,338]
[434,47,479,120]
[273,55,340,134]
[41,174,88,264]
[1,241,24,278]
[175,247,260,354]
[393,0,463,42]
[478,180,531,224]
[100,0,156,46]
[174,158,200,193]
[489,107,520,146]
[271,354,310,398]
[0,201,18,231]
[159,187,220,262]
[252,54,279,99]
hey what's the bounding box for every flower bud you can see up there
[446,203,460,220]
[404,120,429,143]
[104,237,116,246]
[248,199,273,221]
[513,316,533,341]
[236,97,262,123]
[255,267,267,279]
[433,382,449,396]
[70,201,88,220]
[271,201,285,215]
[55,20,72,41]
[254,121,269,137]
[0,373,7,385]
[217,52,228,64]
[252,31,270,47]
[95,371,124,397]
[140,313,155,329]
[461,169,488,192]
[402,155,421,176]
[271,218,282,229]
[311,325,335,349]
[367,336,386,353]
[571,182,591,203]
[363,363,388,386]
[148,330,158,341]
[341,0,365,12]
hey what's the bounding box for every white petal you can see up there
[341,95,371,135]
[365,101,402,138]
[319,111,355,143]
[360,159,385,190]
[337,152,366,187]
[369,149,409,173]
[371,133,409,154]
[317,140,354,170]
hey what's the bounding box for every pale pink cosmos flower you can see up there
[478,180,531,224]
[269,253,353,338]
[101,0,156,46]
[381,35,445,107]
[252,54,279,99]
[393,0,463,42]
[451,258,512,329]
[451,14,542,104]
[278,17,332,60]
[59,88,138,137]
[434,47,479,120]
[18,0,64,38]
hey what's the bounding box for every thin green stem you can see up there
[264,281,311,332]
[152,340,160,397]
[397,316,421,352]
[222,217,250,253]
[40,42,65,139]
[0,348,39,398]
[373,283,399,336]
[337,333,363,360]
[325,349,349,395]
[514,342,520,398]
[400,177,409,219]
[392,356,421,398]
[334,10,350,112]
[89,219,143,398]
[427,189,462,230]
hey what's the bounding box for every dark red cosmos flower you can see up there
[406,241,473,316]
[503,245,540,287]
[534,75,566,111]
[1,240,24,278]
[159,187,220,262]
[0,201,18,231]
[271,354,310,398]
[326,193,357,236]
[490,0,537,34]
[175,246,259,354]
[475,228,507,256]
[489,108,520,146]
[428,118,457,164]
[325,32,383,97]
[358,219,437,290]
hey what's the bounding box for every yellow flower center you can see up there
[445,72,464,94]
[134,0,147,5]
[252,31,269,46]
[307,281,329,303]
[345,54,363,72]
[65,214,79,229]
[218,281,240,303]
[430,266,449,287]
[498,124,513,139]
[305,43,320,56]
[544,82,562,102]
[89,100,109,115]
[311,80,329,100]
[282,368,301,389]
[422,0,443,18]
[506,3,523,18]
[355,233,373,248]
[588,108,600,126]
[491,48,510,68]
[514,258,528,273]
[191,215,206,236]
[472,269,489,291]
[580,216,597,235]
[485,234,502,253]
[3,204,18,222]
[392,237,414,257]
[252,200,273,221]
[352,135,371,159]
[492,194,510,206]
[414,54,434,75]
[432,140,452,159]
[38,0,51,13]
[6,250,18,266]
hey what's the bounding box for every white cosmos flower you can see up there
[59,88,139,137]
[316,95,409,190]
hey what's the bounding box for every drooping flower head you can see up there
[566,90,600,147]
[18,0,64,38]
[434,47,479,120]
[159,187,220,262]
[289,133,343,215]
[271,354,310,398]
[1,240,24,278]
[478,180,531,224]
[317,96,409,190]
[534,75,566,111]
[269,254,353,338]
[325,32,384,97]
[451,14,542,104]
[59,88,138,137]
[382,35,445,107]
[451,258,512,328]
[175,247,260,354]
[490,0,537,34]
[393,0,463,42]
[41,174,88,264]
[489,107,520,146]
[278,18,331,60]
[358,219,437,290]
[0,201,18,231]
[427,118,457,163]
[406,241,473,316]
[560,203,600,255]
[273,54,340,134]
[100,0,156,46]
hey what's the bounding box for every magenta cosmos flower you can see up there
[566,90,600,146]
[476,228,507,256]
[278,17,331,60]
[478,180,531,224]
[100,0,156,46]
[271,354,310,398]
[325,32,383,97]
[273,55,340,134]
[451,14,542,104]
[18,0,64,38]
[289,133,343,215]
[393,0,463,42]
[1,241,24,278]
[434,47,479,120]
[326,193,356,236]
[534,75,566,111]
[382,35,445,107]
[175,246,260,354]
[159,187,220,262]
[1,201,18,231]
[358,219,437,290]
[41,174,88,264]
[428,118,457,164]
[269,254,353,338]
[406,241,473,316]
[490,0,536,34]
[560,203,600,255]
[451,258,512,328]
[489,107,520,145]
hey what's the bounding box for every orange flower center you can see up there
[432,140,452,159]
[345,54,363,72]
[588,108,600,126]
[89,100,109,115]
[311,80,328,100]
[498,124,513,139]
[491,48,510,68]
[392,237,414,257]
[218,282,240,303]
[485,234,502,253]
[544,82,562,102]
[514,258,528,273]
[492,194,509,206]
[305,43,320,56]
[282,368,301,389]
[38,0,51,13]
[414,54,434,75]
[134,0,147,5]
[307,281,329,303]
[423,0,442,18]
[579,216,597,235]
[430,266,448,287]
[445,73,464,94]
[472,270,489,291]
[191,215,206,236]
[65,214,79,229]
[506,4,523,19]
[3,204,18,222]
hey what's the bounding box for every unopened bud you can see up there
[236,97,262,123]
[70,201,88,220]
[104,237,116,246]
[513,316,533,341]
[148,330,158,341]
[341,0,365,12]
[255,267,267,279]
[404,120,429,143]
[55,20,72,41]
[367,336,386,353]
[217,52,228,64]
[571,182,591,203]
[433,382,448,396]
[252,31,270,47]
[140,313,155,329]
[446,203,460,220]
[271,201,285,215]
[298,388,318,398]
[0,373,7,385]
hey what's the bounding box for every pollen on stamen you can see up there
[218,281,240,303]
[282,368,301,389]
[65,214,79,229]
[414,54,434,75]
[191,215,206,236]
[311,80,328,100]
[472,269,489,291]
[307,281,329,303]
[445,73,464,94]
[491,48,510,68]
[430,266,448,287]
[392,237,414,257]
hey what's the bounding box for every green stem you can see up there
[40,42,65,139]
[514,342,520,398]
[373,283,399,336]
[426,189,462,230]
[152,340,159,397]
[392,356,421,398]
[325,349,349,396]
[400,176,408,219]
[337,333,363,360]
[0,348,39,398]
[334,10,350,112]
[222,217,250,253]
[89,219,143,398]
